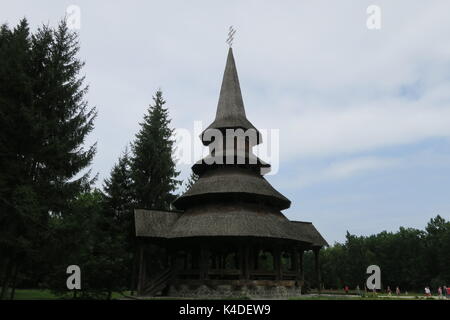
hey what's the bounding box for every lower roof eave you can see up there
[137,234,315,247]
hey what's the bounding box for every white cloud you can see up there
[283,156,401,189]
[325,157,399,179]
[276,99,450,161]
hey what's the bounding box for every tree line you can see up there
[303,215,450,293]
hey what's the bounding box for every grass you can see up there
[10,289,59,300]
[3,289,134,300]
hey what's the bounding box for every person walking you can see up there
[425,286,431,297]
[438,287,443,299]
[444,286,448,299]
[395,286,400,295]
[387,286,392,296]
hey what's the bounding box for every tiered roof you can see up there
[135,47,327,248]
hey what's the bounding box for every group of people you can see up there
[385,286,402,296]
[426,286,450,299]
[344,284,450,298]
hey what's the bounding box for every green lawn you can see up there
[11,289,59,300]
[4,289,134,300]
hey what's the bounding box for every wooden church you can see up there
[134,47,327,297]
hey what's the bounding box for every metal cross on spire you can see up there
[226,26,236,47]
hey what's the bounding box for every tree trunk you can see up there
[130,246,138,295]
[0,257,12,300]
[313,247,321,293]
[137,244,146,295]
[9,262,19,300]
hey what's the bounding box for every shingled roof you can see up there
[172,167,290,210]
[201,48,261,144]
[290,221,329,247]
[191,154,271,175]
[134,208,327,248]
[135,209,180,238]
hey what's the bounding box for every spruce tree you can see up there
[0,19,96,299]
[29,20,97,211]
[0,19,36,300]
[104,148,134,215]
[130,90,180,210]
[103,148,136,291]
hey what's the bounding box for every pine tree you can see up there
[103,148,134,215]
[0,19,96,299]
[29,20,97,211]
[103,148,136,291]
[0,19,36,300]
[130,90,181,210]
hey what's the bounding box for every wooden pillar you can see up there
[183,251,188,270]
[220,250,224,277]
[292,249,299,284]
[165,247,170,268]
[253,247,259,271]
[299,249,304,286]
[192,248,199,270]
[200,245,209,280]
[137,243,146,295]
[313,247,321,293]
[244,245,250,280]
[274,247,282,280]
[239,246,244,279]
[169,248,176,268]
[210,252,216,269]
[206,247,210,279]
[200,246,205,280]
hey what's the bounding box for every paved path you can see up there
[378,295,448,300]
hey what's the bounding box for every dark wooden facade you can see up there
[136,237,324,295]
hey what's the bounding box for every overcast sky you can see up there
[3,0,450,243]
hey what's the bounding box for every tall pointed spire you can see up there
[215,47,247,122]
[203,48,259,139]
